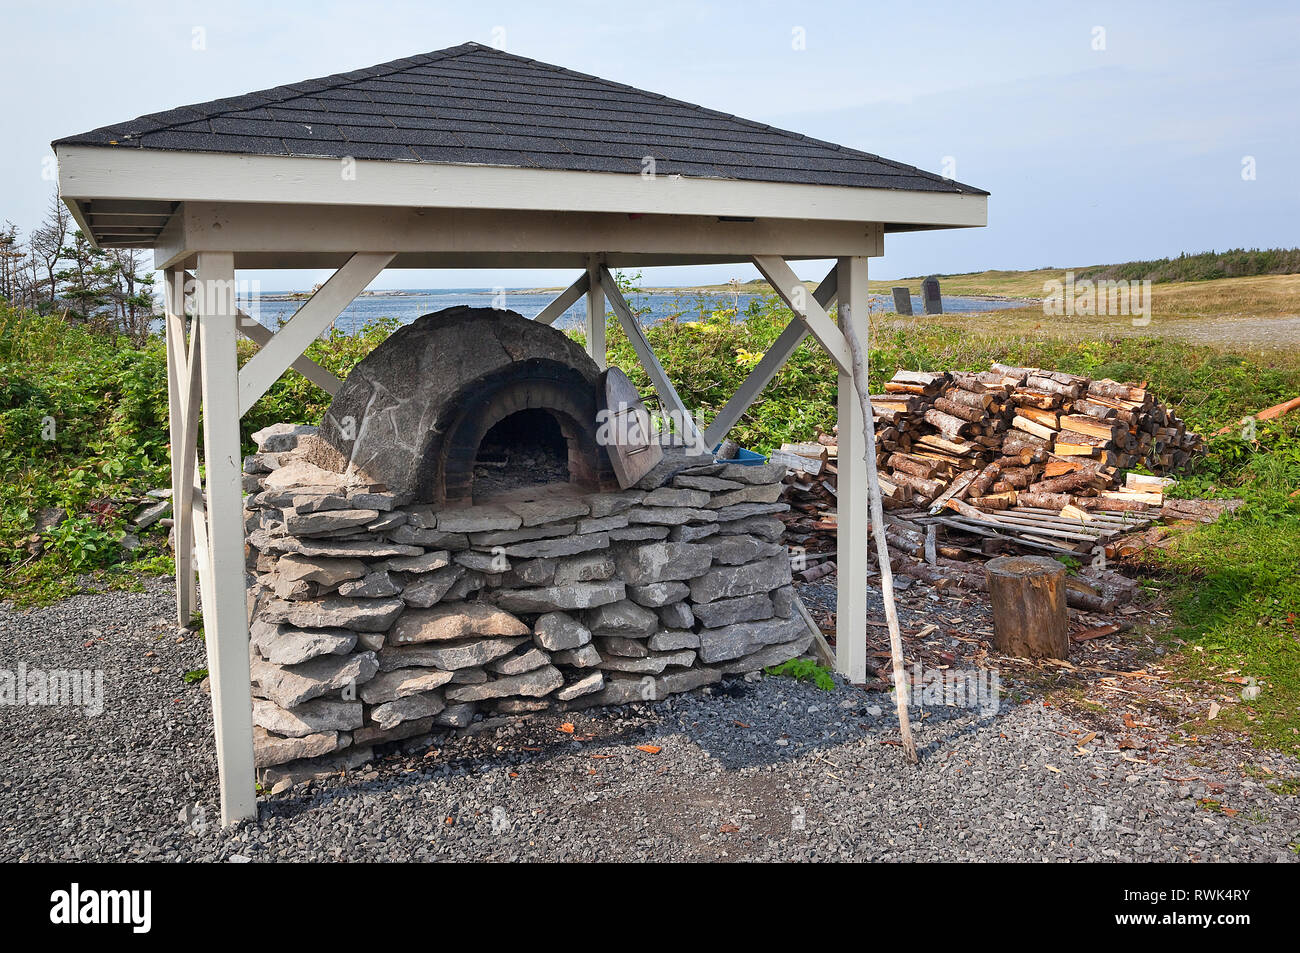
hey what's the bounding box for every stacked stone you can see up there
[240,423,811,784]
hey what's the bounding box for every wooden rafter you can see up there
[703,264,839,446]
[236,252,394,415]
[598,265,706,450]
[536,270,589,325]
[751,255,852,374]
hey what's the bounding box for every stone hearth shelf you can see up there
[242,424,811,786]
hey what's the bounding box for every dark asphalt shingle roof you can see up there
[54,42,987,195]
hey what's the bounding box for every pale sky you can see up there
[4,0,1297,290]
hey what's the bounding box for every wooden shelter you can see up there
[53,42,987,824]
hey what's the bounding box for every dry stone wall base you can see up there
[242,426,811,781]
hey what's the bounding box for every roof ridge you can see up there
[459,46,974,192]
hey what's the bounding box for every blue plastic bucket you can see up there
[712,443,768,466]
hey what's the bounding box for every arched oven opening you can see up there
[420,359,615,506]
[474,408,571,500]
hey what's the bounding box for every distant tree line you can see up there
[0,189,156,343]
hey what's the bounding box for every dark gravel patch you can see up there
[3,579,1298,862]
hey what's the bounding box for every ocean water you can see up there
[242,287,1029,335]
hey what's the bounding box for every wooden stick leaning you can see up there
[840,312,919,764]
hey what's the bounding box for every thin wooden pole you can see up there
[162,268,195,626]
[838,256,918,764]
[195,251,258,824]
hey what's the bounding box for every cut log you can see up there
[923,408,972,440]
[1012,415,1057,441]
[934,396,987,423]
[968,461,1003,498]
[985,555,1069,659]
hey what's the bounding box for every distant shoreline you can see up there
[254,285,1036,302]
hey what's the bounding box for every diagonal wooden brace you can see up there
[237,252,394,416]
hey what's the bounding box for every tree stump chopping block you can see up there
[985,555,1069,659]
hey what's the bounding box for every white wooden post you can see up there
[195,251,257,825]
[835,256,870,683]
[584,255,606,368]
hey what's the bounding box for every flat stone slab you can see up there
[626,581,690,608]
[586,599,659,638]
[552,644,601,668]
[454,550,510,573]
[253,423,319,453]
[500,532,609,559]
[469,523,575,546]
[534,611,592,651]
[255,533,424,560]
[614,541,712,585]
[671,474,743,492]
[607,525,670,542]
[689,554,792,604]
[445,664,563,702]
[254,727,345,769]
[696,616,806,664]
[379,635,528,672]
[359,667,455,705]
[575,514,629,534]
[713,461,786,485]
[552,552,615,586]
[263,460,350,490]
[706,535,784,566]
[490,646,550,676]
[252,697,363,738]
[713,515,785,541]
[597,649,696,675]
[711,501,790,521]
[251,651,379,708]
[705,483,784,508]
[626,506,717,526]
[261,596,405,632]
[353,715,437,747]
[648,628,700,651]
[388,525,470,550]
[384,550,451,574]
[669,523,719,543]
[370,690,446,730]
[402,566,466,608]
[336,571,401,598]
[692,592,775,628]
[285,508,379,536]
[391,603,529,644]
[585,491,644,518]
[504,498,591,526]
[435,505,523,534]
[494,581,626,613]
[715,633,814,674]
[250,621,357,666]
[556,671,604,701]
[641,486,711,508]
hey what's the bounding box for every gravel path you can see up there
[3,578,1298,862]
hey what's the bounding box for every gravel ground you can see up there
[3,578,1299,862]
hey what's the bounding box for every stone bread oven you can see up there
[241,307,811,785]
[317,307,617,505]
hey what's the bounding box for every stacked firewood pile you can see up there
[777,362,1207,576]
[870,362,1203,513]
